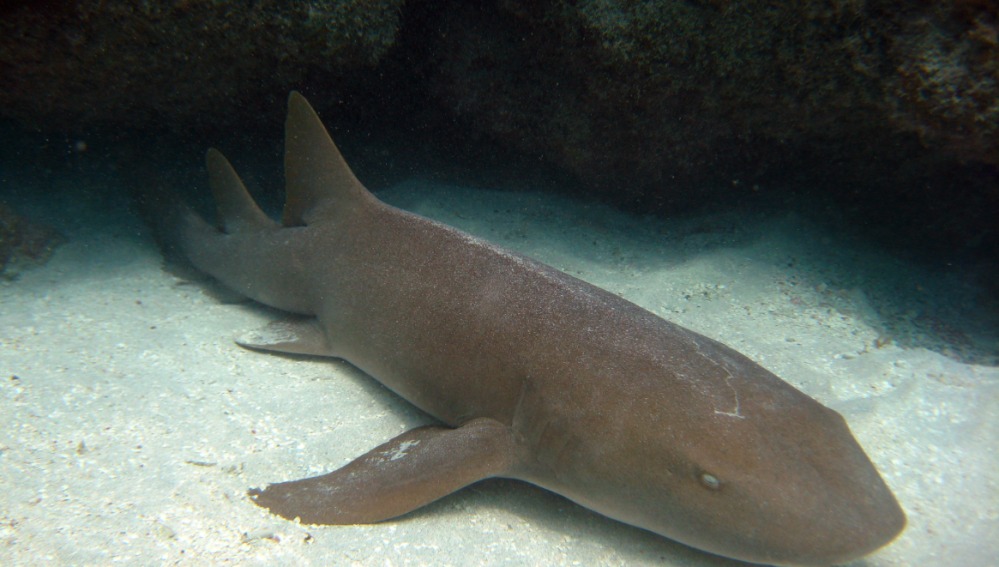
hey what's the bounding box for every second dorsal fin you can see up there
[205,148,278,234]
[282,91,371,227]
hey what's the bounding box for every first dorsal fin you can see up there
[282,91,371,227]
[205,148,278,233]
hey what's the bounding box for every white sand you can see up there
[1,178,996,565]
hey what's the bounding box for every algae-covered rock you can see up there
[425,1,998,202]
[0,0,403,131]
[884,2,999,166]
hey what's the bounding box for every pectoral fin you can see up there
[236,317,336,357]
[248,418,518,525]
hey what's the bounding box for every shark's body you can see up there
[176,92,904,566]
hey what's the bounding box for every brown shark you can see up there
[175,92,905,566]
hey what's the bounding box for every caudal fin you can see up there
[133,92,374,298]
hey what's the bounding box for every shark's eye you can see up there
[699,472,721,490]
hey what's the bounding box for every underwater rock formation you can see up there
[884,1,999,166]
[0,0,403,131]
[424,1,998,201]
[2,1,994,174]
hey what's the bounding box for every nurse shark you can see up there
[172,92,904,565]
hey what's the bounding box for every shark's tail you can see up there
[132,91,378,298]
[185,90,375,242]
[124,143,270,290]
[125,152,204,274]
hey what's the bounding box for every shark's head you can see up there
[560,332,906,566]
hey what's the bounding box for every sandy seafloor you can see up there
[1,167,997,566]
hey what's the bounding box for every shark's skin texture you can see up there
[175,92,905,566]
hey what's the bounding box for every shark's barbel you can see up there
[175,92,905,566]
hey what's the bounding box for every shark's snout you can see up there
[709,408,907,566]
[610,373,907,567]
